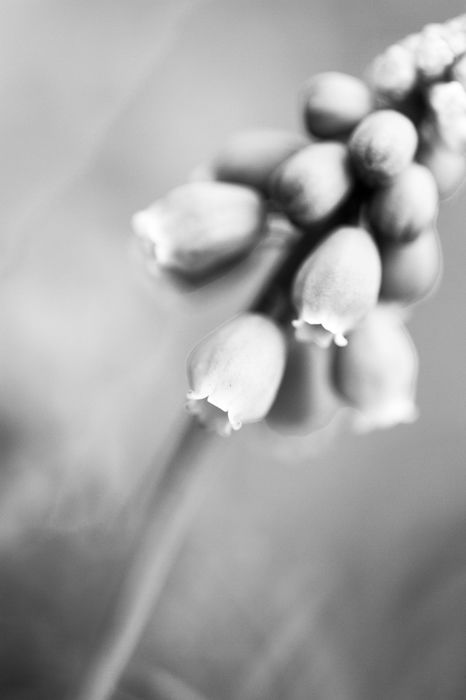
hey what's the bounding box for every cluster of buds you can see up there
[132,15,465,437]
[369,16,466,197]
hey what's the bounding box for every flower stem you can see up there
[71,416,213,700]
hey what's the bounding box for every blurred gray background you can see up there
[0,1,466,699]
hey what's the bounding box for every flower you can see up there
[186,313,287,435]
[270,142,354,226]
[332,306,419,431]
[425,81,466,152]
[131,181,266,276]
[292,226,381,348]
[266,339,339,436]
[367,163,439,243]
[380,227,443,306]
[368,43,417,103]
[301,72,373,138]
[348,110,418,186]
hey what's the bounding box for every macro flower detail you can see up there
[270,141,354,226]
[131,181,266,276]
[186,313,287,435]
[292,226,382,348]
[332,306,419,431]
[425,81,466,152]
[367,162,439,243]
[368,43,417,103]
[301,71,373,138]
[415,23,456,81]
[379,226,443,305]
[348,110,418,186]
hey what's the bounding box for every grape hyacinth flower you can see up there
[368,43,417,103]
[301,72,373,138]
[186,313,287,435]
[292,227,382,348]
[131,181,266,276]
[332,307,419,431]
[348,110,418,186]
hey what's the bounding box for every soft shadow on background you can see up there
[0,1,466,699]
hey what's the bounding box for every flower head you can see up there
[186,313,287,435]
[332,306,419,431]
[131,181,266,276]
[292,226,381,348]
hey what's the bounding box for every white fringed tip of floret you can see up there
[131,206,174,269]
[186,391,242,436]
[292,317,348,348]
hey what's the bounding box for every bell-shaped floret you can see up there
[131,181,266,276]
[186,313,287,435]
[332,306,419,431]
[292,226,381,348]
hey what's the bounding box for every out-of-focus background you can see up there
[1,1,466,699]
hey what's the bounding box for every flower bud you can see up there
[451,54,466,88]
[349,110,418,186]
[332,306,418,431]
[301,72,373,138]
[417,136,466,199]
[271,142,353,227]
[444,14,466,58]
[186,313,287,435]
[367,163,438,242]
[368,44,417,103]
[131,182,266,276]
[292,226,381,348]
[213,129,307,194]
[380,227,442,305]
[266,339,339,435]
[415,23,456,82]
[444,15,466,56]
[425,81,466,152]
